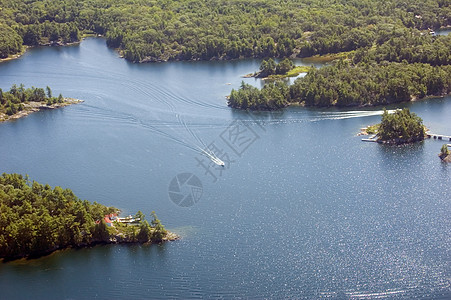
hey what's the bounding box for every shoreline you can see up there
[229,92,451,112]
[0,39,85,64]
[0,46,29,63]
[0,98,84,123]
[1,231,180,262]
[1,36,343,66]
[2,23,449,66]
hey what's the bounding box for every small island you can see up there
[0,173,178,261]
[361,108,426,145]
[0,84,83,122]
[439,144,451,162]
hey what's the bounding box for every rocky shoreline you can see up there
[440,154,451,162]
[0,98,83,123]
[111,231,180,244]
[439,145,451,162]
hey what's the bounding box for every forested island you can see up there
[0,84,82,122]
[0,173,177,261]
[361,108,426,145]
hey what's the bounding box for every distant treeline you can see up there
[353,30,451,66]
[0,173,167,260]
[229,62,451,109]
[0,84,63,116]
[0,0,449,62]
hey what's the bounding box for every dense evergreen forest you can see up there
[229,62,451,109]
[291,61,451,106]
[0,173,169,260]
[0,0,449,62]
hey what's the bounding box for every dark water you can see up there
[0,39,450,299]
[436,28,451,36]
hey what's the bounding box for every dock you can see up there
[426,132,451,141]
[361,134,378,142]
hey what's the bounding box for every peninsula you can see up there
[0,173,178,261]
[229,60,451,110]
[0,84,83,122]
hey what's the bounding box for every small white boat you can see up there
[201,148,225,167]
[211,156,225,167]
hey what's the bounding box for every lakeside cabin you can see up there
[96,213,141,227]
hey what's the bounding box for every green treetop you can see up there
[440,144,450,157]
[275,58,294,75]
[377,108,425,144]
[151,211,167,242]
[259,58,277,77]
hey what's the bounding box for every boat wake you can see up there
[313,109,396,121]
[177,114,225,166]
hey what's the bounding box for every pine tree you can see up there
[46,86,52,98]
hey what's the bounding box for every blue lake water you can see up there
[0,38,450,299]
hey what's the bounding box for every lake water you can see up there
[0,38,450,299]
[436,28,451,36]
